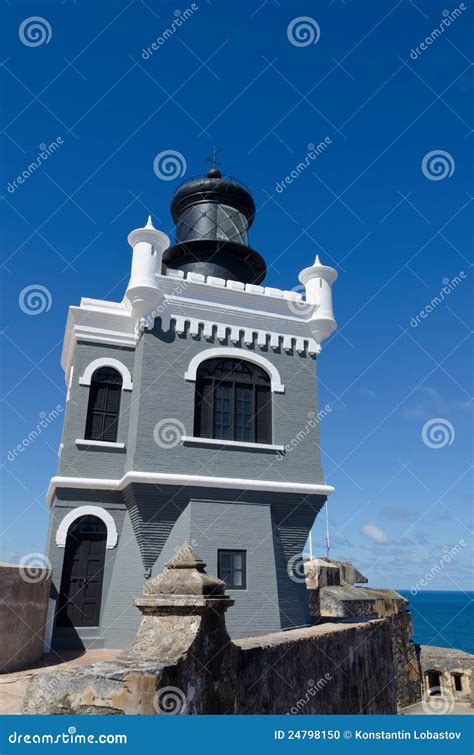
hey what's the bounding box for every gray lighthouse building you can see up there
[46,167,338,650]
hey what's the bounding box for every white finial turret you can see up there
[125,217,170,334]
[298,254,338,347]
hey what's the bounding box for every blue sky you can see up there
[1,0,472,598]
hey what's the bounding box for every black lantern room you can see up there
[163,167,266,284]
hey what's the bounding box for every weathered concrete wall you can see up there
[235,621,396,714]
[0,564,51,673]
[23,547,397,715]
[387,610,421,709]
[304,557,422,710]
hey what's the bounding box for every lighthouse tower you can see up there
[46,166,337,650]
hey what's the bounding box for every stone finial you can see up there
[123,543,234,663]
[144,542,227,598]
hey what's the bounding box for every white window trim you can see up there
[55,505,118,549]
[78,358,133,391]
[181,435,284,452]
[183,347,285,393]
[75,439,125,450]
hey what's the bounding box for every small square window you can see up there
[218,550,247,590]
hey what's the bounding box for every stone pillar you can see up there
[23,544,237,715]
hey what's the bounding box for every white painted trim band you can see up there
[78,358,133,390]
[181,436,284,452]
[48,471,334,506]
[75,439,126,449]
[184,347,285,393]
[55,505,118,549]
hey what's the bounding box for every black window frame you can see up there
[84,367,122,443]
[218,549,247,590]
[194,358,272,444]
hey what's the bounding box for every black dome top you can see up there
[170,170,256,226]
[164,168,266,285]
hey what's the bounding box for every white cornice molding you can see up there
[184,347,285,392]
[47,471,334,507]
[60,269,336,383]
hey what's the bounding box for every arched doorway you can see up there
[56,515,107,628]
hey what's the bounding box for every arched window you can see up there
[194,358,271,444]
[85,367,122,442]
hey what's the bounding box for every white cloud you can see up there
[361,521,389,544]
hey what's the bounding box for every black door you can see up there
[56,515,107,627]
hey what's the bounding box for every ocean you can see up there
[398,590,474,655]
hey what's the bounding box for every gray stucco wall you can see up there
[48,484,325,649]
[59,342,135,479]
[49,315,328,650]
[131,319,324,484]
[58,320,324,486]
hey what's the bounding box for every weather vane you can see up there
[205,145,222,170]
